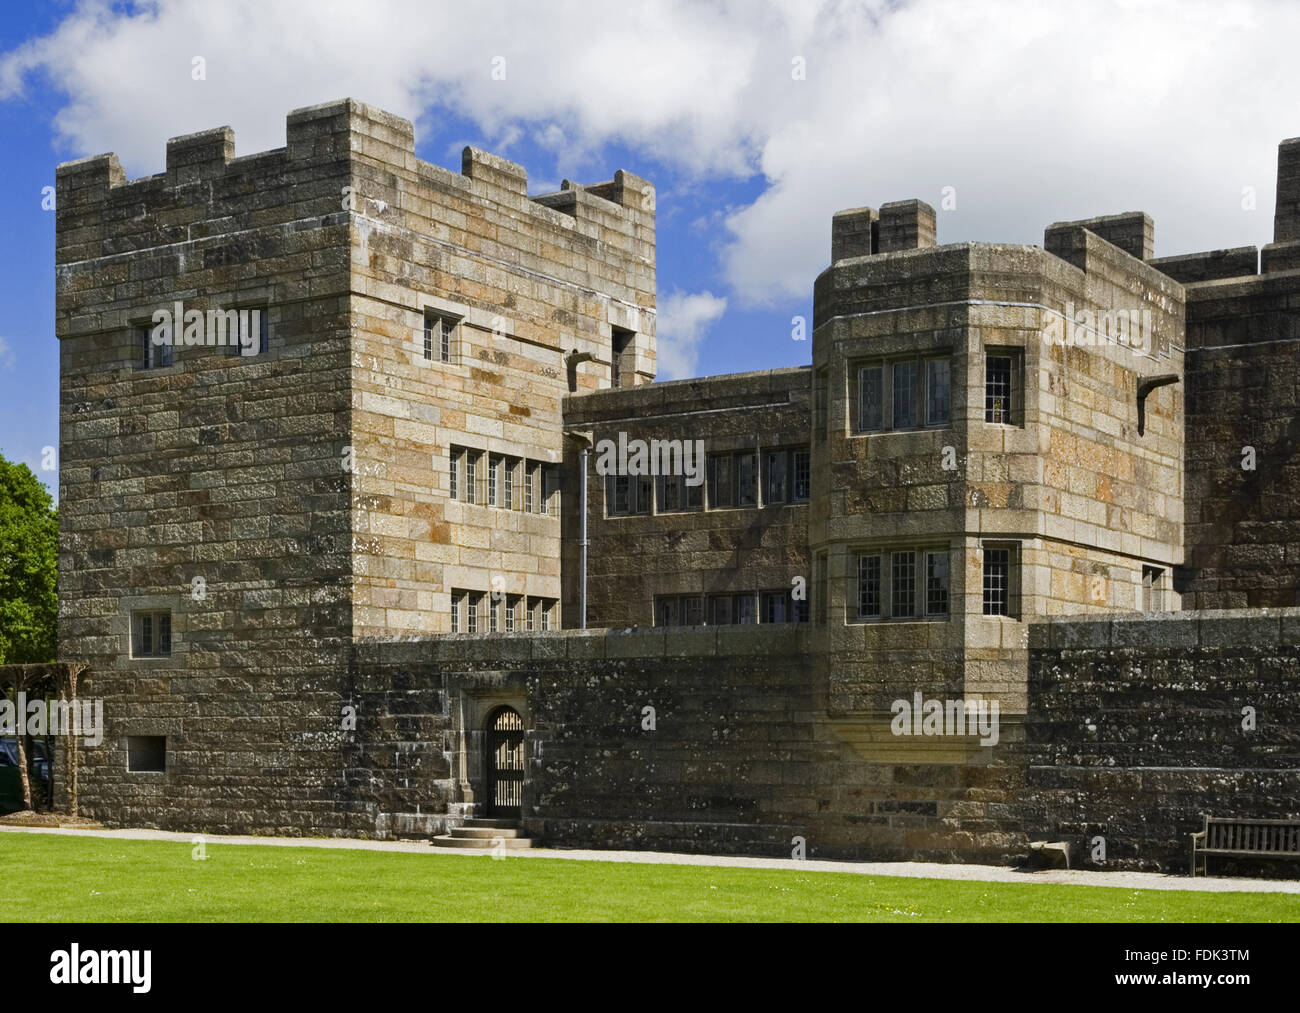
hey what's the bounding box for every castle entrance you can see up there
[485,706,524,818]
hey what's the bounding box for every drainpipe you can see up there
[579,445,589,629]
[563,350,597,631]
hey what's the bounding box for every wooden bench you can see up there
[1189,816,1300,877]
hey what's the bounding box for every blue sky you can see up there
[2,0,1298,499]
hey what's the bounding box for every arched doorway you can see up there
[485,706,524,818]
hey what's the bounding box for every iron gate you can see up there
[486,707,524,818]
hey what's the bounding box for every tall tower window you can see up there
[984,349,1022,426]
[982,545,1018,616]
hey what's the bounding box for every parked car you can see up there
[0,737,51,813]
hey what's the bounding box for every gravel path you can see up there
[3,824,1297,893]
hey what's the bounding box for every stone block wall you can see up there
[562,369,811,629]
[811,232,1184,717]
[56,107,360,835]
[340,100,656,637]
[344,613,1300,870]
[354,629,1026,863]
[1023,610,1300,871]
[1177,152,1300,607]
[56,98,658,833]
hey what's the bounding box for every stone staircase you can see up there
[430,817,535,849]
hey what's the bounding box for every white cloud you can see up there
[0,336,14,370]
[5,0,1299,312]
[656,290,727,380]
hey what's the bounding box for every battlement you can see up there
[1149,246,1259,283]
[1045,211,1154,263]
[55,98,655,268]
[829,199,937,261]
[1274,136,1300,243]
[532,171,656,218]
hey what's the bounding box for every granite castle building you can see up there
[49,100,1300,869]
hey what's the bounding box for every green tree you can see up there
[0,453,58,665]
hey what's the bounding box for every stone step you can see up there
[461,818,522,830]
[449,826,523,839]
[430,834,534,849]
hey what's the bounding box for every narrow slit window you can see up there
[858,554,881,619]
[985,354,1014,425]
[858,365,883,431]
[792,449,811,502]
[737,452,757,508]
[891,550,916,619]
[925,550,950,617]
[983,547,1011,615]
[765,451,788,505]
[892,362,917,429]
[926,359,951,426]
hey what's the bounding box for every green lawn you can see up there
[2,833,1297,922]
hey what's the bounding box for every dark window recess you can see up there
[709,453,733,508]
[657,473,702,513]
[792,450,811,502]
[607,472,651,516]
[706,593,733,625]
[705,592,757,625]
[611,327,634,388]
[858,554,881,619]
[761,590,806,624]
[1142,565,1166,611]
[813,368,828,442]
[223,309,269,357]
[926,359,951,426]
[815,550,829,626]
[765,451,788,504]
[127,736,166,773]
[132,611,172,657]
[139,325,172,369]
[925,551,950,617]
[892,361,917,429]
[737,452,757,507]
[855,356,951,434]
[859,366,883,431]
